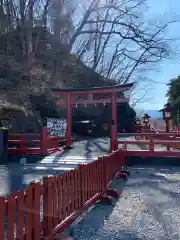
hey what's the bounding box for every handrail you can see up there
[0,149,126,240]
[117,132,180,136]
[116,131,180,156]
[8,127,60,154]
[9,133,40,137]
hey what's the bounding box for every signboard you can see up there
[47,118,67,137]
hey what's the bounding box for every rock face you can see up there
[0,54,109,133]
[0,53,135,133]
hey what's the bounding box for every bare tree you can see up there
[69,0,173,95]
[0,0,176,94]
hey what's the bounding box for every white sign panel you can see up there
[47,118,67,137]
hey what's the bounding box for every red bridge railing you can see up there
[8,127,60,154]
[0,149,126,240]
[117,132,180,157]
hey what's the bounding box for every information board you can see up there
[47,118,67,137]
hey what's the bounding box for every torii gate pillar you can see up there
[52,83,134,151]
[66,93,72,148]
[110,92,118,152]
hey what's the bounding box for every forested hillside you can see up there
[167,76,180,125]
[0,0,172,132]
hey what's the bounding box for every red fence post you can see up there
[25,183,34,240]
[149,136,154,153]
[0,197,5,239]
[7,193,16,240]
[16,191,25,240]
[32,182,42,240]
[43,177,53,237]
[101,156,109,189]
[66,93,72,148]
[109,125,118,152]
[40,127,48,154]
[20,135,24,153]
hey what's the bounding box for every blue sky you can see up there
[135,0,180,111]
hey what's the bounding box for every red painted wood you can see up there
[19,135,24,153]
[90,163,93,197]
[66,94,72,147]
[79,165,84,208]
[66,172,71,216]
[43,177,48,237]
[123,150,180,157]
[57,176,63,224]
[8,140,40,143]
[54,86,131,96]
[16,191,25,240]
[62,173,67,219]
[0,197,5,240]
[47,177,53,235]
[73,169,78,211]
[75,168,81,210]
[8,148,41,154]
[9,133,40,137]
[4,152,127,240]
[25,184,33,240]
[32,182,42,240]
[117,132,180,136]
[7,193,15,240]
[52,177,58,228]
[8,127,59,155]
[70,170,75,214]
[56,97,129,106]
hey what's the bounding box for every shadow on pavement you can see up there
[68,178,133,240]
[91,139,109,153]
[52,148,73,163]
[124,166,180,238]
[96,138,109,144]
[84,140,92,160]
[7,163,25,193]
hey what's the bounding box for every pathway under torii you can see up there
[51,82,134,151]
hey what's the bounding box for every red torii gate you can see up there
[51,82,134,151]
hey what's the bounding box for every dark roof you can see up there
[51,82,134,93]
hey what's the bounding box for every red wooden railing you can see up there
[136,127,180,150]
[117,132,180,157]
[0,149,127,240]
[8,127,60,154]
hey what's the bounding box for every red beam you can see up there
[8,140,40,144]
[118,140,149,144]
[154,140,180,144]
[8,148,41,154]
[117,132,180,137]
[123,150,180,157]
[8,133,40,137]
[56,98,129,106]
[118,140,180,144]
[54,86,131,96]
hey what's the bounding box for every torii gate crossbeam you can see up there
[52,82,134,151]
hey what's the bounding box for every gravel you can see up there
[70,166,180,240]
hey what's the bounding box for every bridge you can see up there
[1,83,180,239]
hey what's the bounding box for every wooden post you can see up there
[20,135,24,153]
[65,94,72,148]
[40,127,48,154]
[110,92,118,151]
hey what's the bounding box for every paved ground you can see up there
[0,138,110,196]
[0,136,177,196]
[40,137,110,166]
[71,166,180,240]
